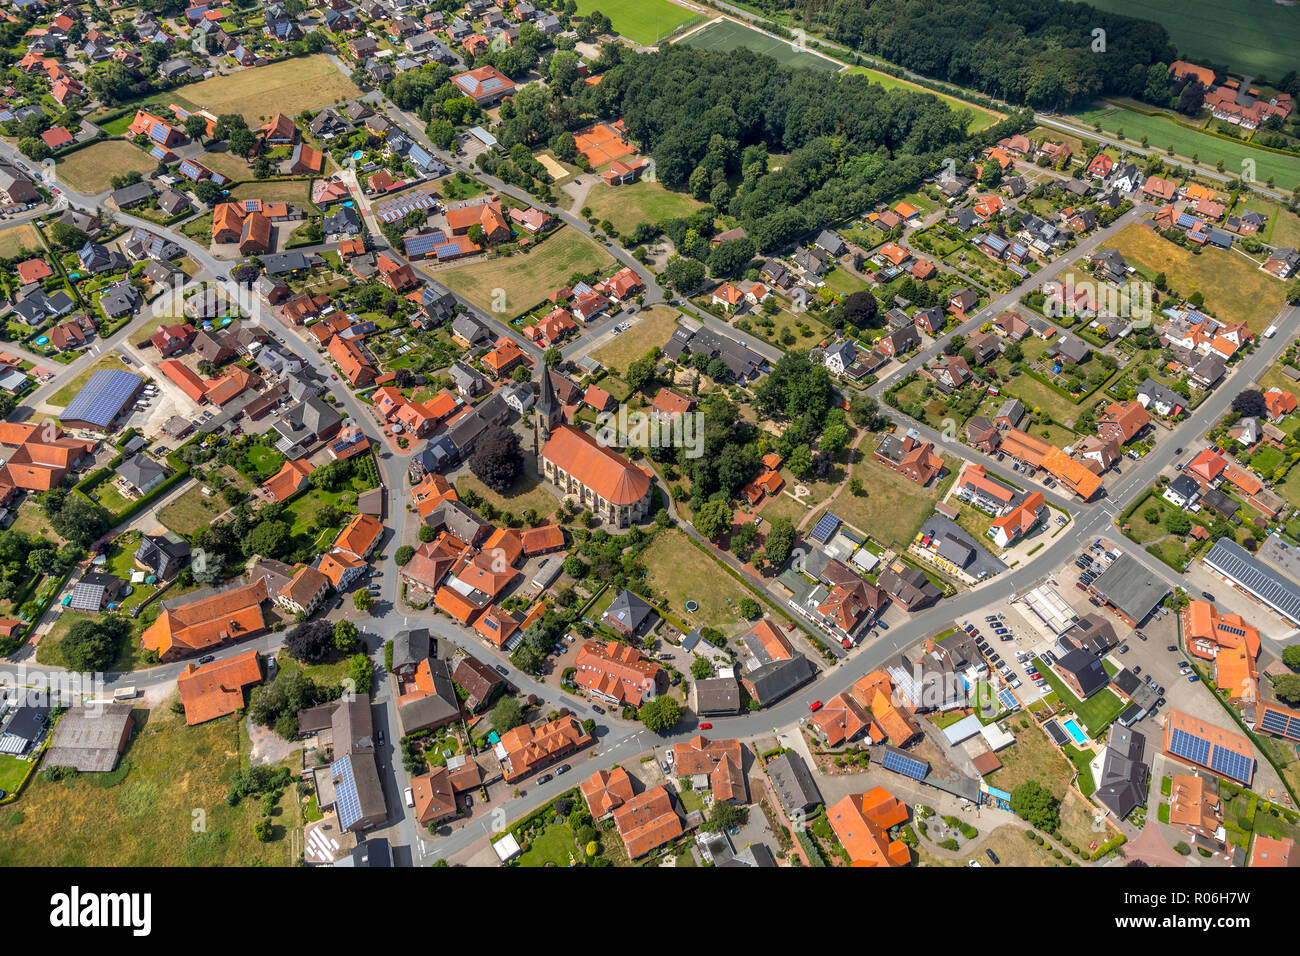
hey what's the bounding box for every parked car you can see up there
[495,665,508,675]
[404,788,414,808]
[554,764,571,775]
[537,773,553,784]
[986,849,1000,865]
[1201,591,1215,602]
[591,705,604,715]
[699,722,712,730]
[198,655,215,665]
[1133,666,1141,675]
[809,700,824,712]
[1187,674,1200,682]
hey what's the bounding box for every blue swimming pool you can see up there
[1063,718,1088,745]
[34,335,48,345]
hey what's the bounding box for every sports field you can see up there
[430,227,615,318]
[177,55,361,123]
[1082,0,1300,80]
[846,66,1003,132]
[55,140,156,194]
[1072,103,1300,189]
[678,18,842,72]
[575,0,701,45]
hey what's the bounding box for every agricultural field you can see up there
[431,227,614,318]
[591,306,681,373]
[55,140,156,195]
[581,180,703,237]
[642,529,760,638]
[678,18,842,72]
[1071,103,1300,188]
[575,0,701,45]
[1106,222,1287,333]
[178,56,361,123]
[0,708,296,866]
[0,222,42,259]
[1079,0,1300,79]
[846,66,1003,132]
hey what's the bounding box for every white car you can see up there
[404,787,414,808]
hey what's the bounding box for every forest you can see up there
[749,0,1176,109]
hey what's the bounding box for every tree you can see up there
[184,113,208,143]
[284,619,335,663]
[229,126,256,158]
[639,696,681,733]
[693,499,733,540]
[491,696,524,734]
[44,495,111,549]
[739,597,760,618]
[194,179,224,206]
[842,290,879,329]
[1274,673,1300,707]
[663,257,705,294]
[625,355,657,394]
[243,519,290,560]
[690,656,714,679]
[1165,511,1191,536]
[707,237,755,278]
[849,394,879,428]
[354,589,372,612]
[395,545,415,565]
[333,619,359,654]
[702,801,742,832]
[348,653,373,695]
[764,517,796,567]
[1009,781,1060,831]
[1231,389,1267,419]
[60,615,130,671]
[819,422,850,455]
[1282,645,1300,672]
[469,426,522,493]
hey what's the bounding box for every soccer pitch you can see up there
[574,0,701,45]
[677,18,843,72]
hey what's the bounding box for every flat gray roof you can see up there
[1091,552,1168,623]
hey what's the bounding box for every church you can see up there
[534,369,653,527]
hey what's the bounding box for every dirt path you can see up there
[795,428,872,533]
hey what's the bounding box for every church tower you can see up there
[535,366,561,457]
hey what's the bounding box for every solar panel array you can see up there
[1168,727,1211,766]
[61,368,143,428]
[1209,746,1254,784]
[374,190,437,223]
[880,748,928,781]
[332,756,362,830]
[810,511,841,544]
[403,231,446,257]
[998,689,1018,711]
[435,242,464,260]
[1205,539,1300,623]
[1260,708,1300,741]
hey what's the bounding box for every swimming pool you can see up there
[34,335,48,345]
[1063,718,1088,745]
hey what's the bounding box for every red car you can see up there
[841,638,852,649]
[699,722,712,730]
[809,700,823,712]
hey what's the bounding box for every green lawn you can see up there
[677,17,841,70]
[576,0,701,44]
[642,529,761,638]
[158,481,228,538]
[518,822,580,866]
[581,180,703,237]
[818,452,960,551]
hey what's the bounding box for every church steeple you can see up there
[535,366,561,452]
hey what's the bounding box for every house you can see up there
[141,578,269,661]
[600,590,656,638]
[450,65,515,105]
[827,787,910,866]
[118,454,167,496]
[495,715,593,782]
[1264,388,1297,423]
[1094,726,1149,820]
[1168,772,1224,851]
[873,431,943,486]
[1136,378,1185,418]
[574,640,664,707]
[1097,401,1149,445]
[277,565,331,616]
[672,736,747,803]
[176,650,262,725]
[1053,647,1110,698]
[612,784,684,859]
[988,492,1046,548]
[1262,249,1299,280]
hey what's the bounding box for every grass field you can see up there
[811,452,959,550]
[1106,222,1286,333]
[231,179,312,206]
[985,715,1075,800]
[431,227,614,318]
[591,306,681,373]
[55,140,156,195]
[178,55,361,123]
[1080,0,1300,79]
[678,18,842,72]
[456,472,559,522]
[46,353,134,407]
[196,147,257,182]
[158,481,228,537]
[581,180,703,236]
[846,66,1003,132]
[0,708,294,866]
[642,529,759,638]
[1072,103,1300,189]
[575,0,701,45]
[0,222,42,259]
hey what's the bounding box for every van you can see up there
[1265,324,1278,338]
[404,787,414,808]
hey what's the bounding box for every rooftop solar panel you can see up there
[880,749,928,780]
[332,756,362,830]
[810,512,840,543]
[1205,539,1300,623]
[60,368,143,428]
[1168,727,1212,767]
[434,242,463,259]
[1208,746,1252,784]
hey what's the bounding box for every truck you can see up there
[113,686,138,701]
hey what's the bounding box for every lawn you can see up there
[0,754,32,793]
[1106,222,1287,333]
[518,821,580,866]
[46,352,135,407]
[642,528,761,638]
[574,0,701,44]
[591,306,681,373]
[815,452,960,550]
[1032,657,1126,738]
[432,227,615,318]
[456,472,560,523]
[1072,103,1300,190]
[845,66,1003,131]
[984,714,1075,800]
[196,147,258,182]
[1079,0,1300,78]
[55,140,156,195]
[821,267,871,297]
[1003,371,1095,431]
[158,480,230,538]
[176,55,361,123]
[0,222,42,259]
[231,179,312,206]
[0,708,295,866]
[678,17,842,71]
[581,180,703,236]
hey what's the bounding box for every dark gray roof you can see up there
[744,654,816,704]
[766,751,823,814]
[694,676,741,716]
[392,627,431,671]
[1054,647,1110,698]
[1095,725,1148,820]
[603,590,655,633]
[1090,552,1169,624]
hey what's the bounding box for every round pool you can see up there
[352,150,363,160]
[344,200,354,207]
[220,316,233,326]
[34,336,49,345]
